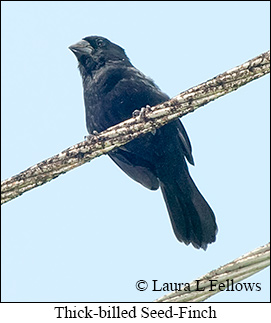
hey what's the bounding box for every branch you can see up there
[1,50,270,205]
[155,242,270,302]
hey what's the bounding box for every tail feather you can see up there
[159,169,217,250]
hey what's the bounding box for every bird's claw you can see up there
[132,109,140,117]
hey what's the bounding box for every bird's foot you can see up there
[84,130,99,142]
[132,105,152,121]
[132,105,156,135]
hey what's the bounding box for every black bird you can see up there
[69,36,218,249]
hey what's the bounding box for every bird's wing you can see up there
[109,148,159,191]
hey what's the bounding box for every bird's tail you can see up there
[159,167,218,250]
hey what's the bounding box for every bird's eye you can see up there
[97,39,104,47]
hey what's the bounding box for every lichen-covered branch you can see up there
[155,242,270,302]
[1,50,270,205]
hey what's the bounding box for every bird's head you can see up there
[69,36,130,76]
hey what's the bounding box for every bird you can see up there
[69,36,218,249]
